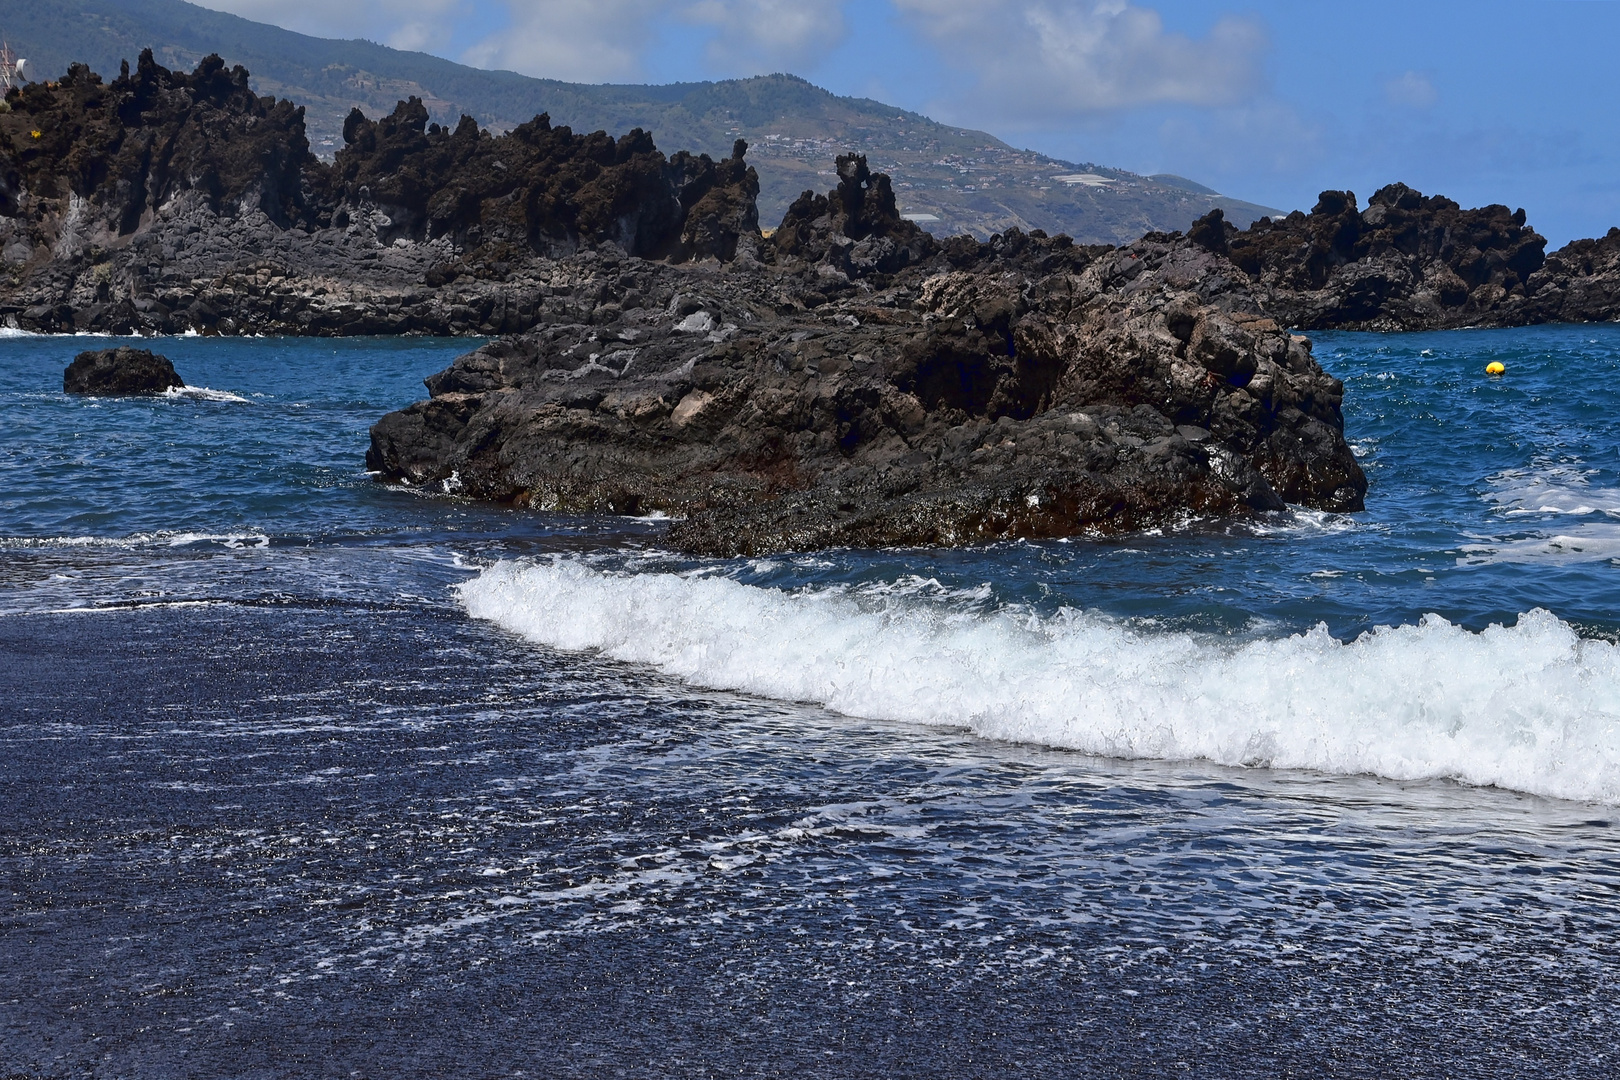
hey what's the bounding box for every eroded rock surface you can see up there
[63,347,183,395]
[368,169,1365,555]
[1533,227,1620,324]
[0,54,761,336]
[1192,186,1620,330]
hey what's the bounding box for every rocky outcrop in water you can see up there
[367,165,1365,555]
[1191,186,1620,330]
[1531,227,1620,324]
[15,54,1620,552]
[63,346,183,394]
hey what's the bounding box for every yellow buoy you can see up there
[1486,362,1505,376]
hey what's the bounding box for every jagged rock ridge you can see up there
[1189,186,1620,330]
[4,54,1619,339]
[0,53,313,233]
[366,163,1366,555]
[0,53,762,335]
[318,101,760,263]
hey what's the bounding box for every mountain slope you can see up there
[1,0,1280,242]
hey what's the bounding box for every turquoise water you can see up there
[5,326,1620,1076]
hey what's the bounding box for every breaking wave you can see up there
[162,385,252,404]
[1,531,269,549]
[460,557,1620,805]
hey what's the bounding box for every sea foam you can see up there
[162,385,252,404]
[460,558,1620,804]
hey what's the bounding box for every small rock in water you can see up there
[63,347,186,395]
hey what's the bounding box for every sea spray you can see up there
[460,557,1620,804]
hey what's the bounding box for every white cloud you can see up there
[895,0,1267,118]
[188,0,845,84]
[195,1,668,81]
[194,0,1258,104]
[1384,70,1438,110]
[462,1,666,81]
[682,0,847,74]
[192,1,466,53]
[199,0,850,84]
[463,1,848,84]
[1153,99,1323,180]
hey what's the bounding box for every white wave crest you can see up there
[1,531,268,550]
[1460,526,1620,566]
[165,532,268,548]
[1487,464,1620,516]
[460,559,1620,804]
[1463,466,1620,564]
[162,385,251,404]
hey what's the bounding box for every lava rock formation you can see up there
[1189,186,1620,330]
[14,54,1620,552]
[63,346,183,394]
[0,53,761,336]
[367,166,1365,555]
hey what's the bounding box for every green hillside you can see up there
[0,0,1281,241]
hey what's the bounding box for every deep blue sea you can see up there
[5,326,1620,1077]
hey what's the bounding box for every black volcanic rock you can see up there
[367,225,1365,556]
[1207,185,1559,330]
[2,55,1618,341]
[0,55,763,336]
[1531,227,1620,323]
[313,101,760,262]
[1186,207,1232,257]
[771,153,937,277]
[1,50,316,233]
[64,347,183,394]
[676,140,763,263]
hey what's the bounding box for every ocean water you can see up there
[4,326,1620,1077]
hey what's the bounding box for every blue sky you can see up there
[196,1,1620,245]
